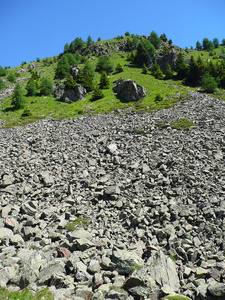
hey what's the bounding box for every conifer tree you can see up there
[201,73,217,93]
[11,84,25,109]
[115,63,123,73]
[26,79,37,96]
[175,52,188,79]
[55,55,70,79]
[91,86,104,101]
[39,77,53,96]
[99,71,110,89]
[149,31,161,49]
[164,64,173,79]
[142,63,148,74]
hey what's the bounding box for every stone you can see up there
[111,249,144,275]
[63,85,86,103]
[146,250,180,292]
[208,281,225,297]
[113,79,147,102]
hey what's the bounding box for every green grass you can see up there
[161,295,190,300]
[66,217,89,231]
[170,118,198,130]
[1,39,225,128]
[0,287,54,300]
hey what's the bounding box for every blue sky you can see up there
[0,0,224,68]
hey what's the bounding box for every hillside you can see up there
[1,33,225,300]
[0,33,225,127]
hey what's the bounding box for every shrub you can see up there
[26,79,37,96]
[170,118,197,130]
[0,78,5,90]
[201,73,217,93]
[96,55,114,74]
[155,94,163,103]
[99,71,110,89]
[142,63,148,74]
[115,63,124,74]
[21,107,32,117]
[11,84,25,109]
[39,77,53,96]
[7,71,16,83]
[91,86,104,101]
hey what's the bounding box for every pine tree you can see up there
[96,56,114,74]
[186,56,199,85]
[164,64,173,79]
[99,71,110,89]
[0,78,5,90]
[175,52,188,79]
[55,55,70,79]
[39,77,53,96]
[65,74,76,90]
[149,31,161,49]
[142,63,148,74]
[201,73,217,93]
[26,79,37,96]
[196,41,202,50]
[91,86,104,101]
[115,63,123,73]
[11,84,25,109]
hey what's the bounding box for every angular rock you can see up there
[113,79,147,102]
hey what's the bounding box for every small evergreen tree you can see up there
[196,41,202,50]
[87,35,93,46]
[201,73,217,93]
[0,66,7,76]
[222,39,225,46]
[65,74,77,90]
[151,62,164,79]
[149,31,161,49]
[11,84,25,109]
[135,42,150,66]
[99,71,110,89]
[160,33,167,42]
[0,78,5,90]
[164,64,173,79]
[91,86,104,101]
[96,56,114,74]
[186,56,199,85]
[39,77,53,96]
[83,61,95,79]
[115,63,123,73]
[125,31,130,36]
[64,43,70,53]
[26,79,37,96]
[55,55,70,79]
[213,38,219,48]
[175,52,188,79]
[7,71,16,83]
[142,63,148,74]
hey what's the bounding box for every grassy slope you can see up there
[0,37,225,128]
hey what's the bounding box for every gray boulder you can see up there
[70,65,80,79]
[146,250,180,292]
[63,85,86,103]
[113,79,147,102]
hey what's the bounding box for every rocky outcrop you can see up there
[63,85,86,103]
[70,65,80,79]
[1,92,225,299]
[53,82,86,103]
[113,79,147,102]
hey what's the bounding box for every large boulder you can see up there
[63,85,86,103]
[53,83,86,103]
[113,79,147,102]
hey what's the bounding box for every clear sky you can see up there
[0,0,224,68]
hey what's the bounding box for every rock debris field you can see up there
[1,92,225,299]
